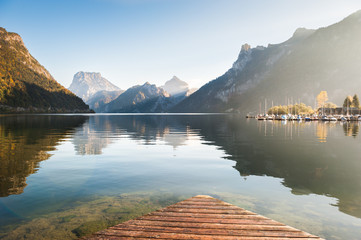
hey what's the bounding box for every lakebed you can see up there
[1,114,360,239]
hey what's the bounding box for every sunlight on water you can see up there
[0,114,361,239]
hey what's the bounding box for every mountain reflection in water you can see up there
[236,120,361,219]
[1,114,361,221]
[0,115,87,197]
[72,115,361,219]
[71,115,195,155]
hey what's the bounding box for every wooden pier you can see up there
[84,195,323,239]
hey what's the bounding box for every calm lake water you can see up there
[1,114,361,239]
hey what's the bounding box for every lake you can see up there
[0,114,361,239]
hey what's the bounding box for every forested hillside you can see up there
[0,27,89,112]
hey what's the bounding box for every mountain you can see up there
[86,90,124,112]
[0,27,89,113]
[161,76,189,96]
[101,82,171,113]
[158,76,197,112]
[101,76,197,113]
[68,72,121,102]
[172,10,361,113]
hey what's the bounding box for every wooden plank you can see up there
[148,212,261,219]
[174,201,233,206]
[83,195,324,239]
[157,208,257,215]
[92,230,321,240]
[167,205,243,210]
[124,220,299,231]
[87,236,319,240]
[109,225,316,237]
[157,208,258,215]
[180,199,222,203]
[137,215,283,225]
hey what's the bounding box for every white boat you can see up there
[321,116,328,121]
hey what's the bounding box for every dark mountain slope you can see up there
[0,27,89,112]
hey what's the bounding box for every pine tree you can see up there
[352,94,360,109]
[343,96,353,108]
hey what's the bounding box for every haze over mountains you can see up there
[67,10,361,114]
[0,28,89,113]
[173,10,361,113]
[161,76,197,96]
[86,90,124,112]
[101,76,196,113]
[101,82,171,113]
[69,73,196,113]
[1,10,361,113]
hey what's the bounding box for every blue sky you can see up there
[1,0,361,89]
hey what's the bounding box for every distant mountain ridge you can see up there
[86,90,124,112]
[101,82,171,113]
[69,72,121,102]
[172,10,361,113]
[99,76,196,113]
[0,27,89,113]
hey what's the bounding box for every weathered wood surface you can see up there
[84,195,323,239]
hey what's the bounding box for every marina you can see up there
[247,114,361,122]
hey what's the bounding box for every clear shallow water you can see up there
[0,114,361,239]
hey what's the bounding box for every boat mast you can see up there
[265,98,267,115]
[259,102,261,116]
